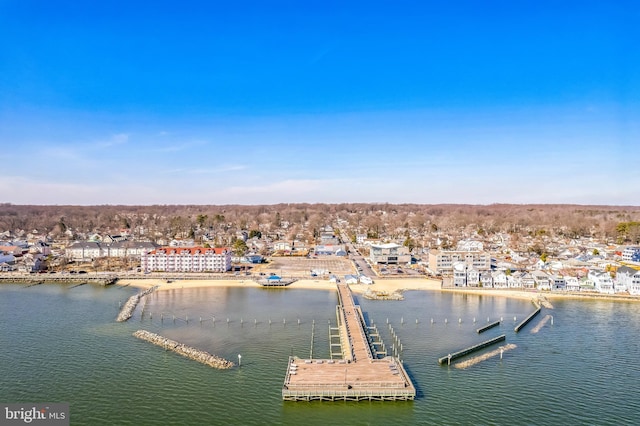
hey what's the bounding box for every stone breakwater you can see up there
[363,288,404,300]
[133,330,234,369]
[116,286,158,322]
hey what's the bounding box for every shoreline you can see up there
[114,277,640,303]
[2,273,637,303]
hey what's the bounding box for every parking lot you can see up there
[257,256,355,278]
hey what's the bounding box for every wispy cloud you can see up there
[152,140,208,153]
[162,165,247,175]
[40,146,84,161]
[96,133,130,148]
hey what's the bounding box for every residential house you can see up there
[549,275,567,291]
[588,270,614,294]
[0,245,24,256]
[456,240,484,252]
[466,267,481,287]
[453,263,467,287]
[616,266,640,294]
[479,270,493,288]
[565,276,581,292]
[492,271,508,288]
[532,271,551,290]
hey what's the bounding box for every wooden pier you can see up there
[282,283,416,401]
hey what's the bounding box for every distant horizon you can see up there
[2,2,638,205]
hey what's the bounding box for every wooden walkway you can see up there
[282,283,416,401]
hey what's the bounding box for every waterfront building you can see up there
[452,262,467,286]
[549,275,567,291]
[615,266,640,294]
[622,246,640,262]
[66,241,102,261]
[428,249,491,275]
[370,243,410,265]
[65,241,158,261]
[565,276,581,292]
[532,271,551,290]
[588,270,615,294]
[141,246,231,273]
[491,270,508,288]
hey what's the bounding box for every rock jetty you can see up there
[133,330,234,369]
[116,286,158,322]
[363,288,405,300]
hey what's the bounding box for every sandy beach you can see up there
[115,276,640,303]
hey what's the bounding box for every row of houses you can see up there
[0,242,50,272]
[448,265,640,295]
[65,241,158,262]
[328,274,373,285]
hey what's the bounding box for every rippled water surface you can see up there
[1,283,639,425]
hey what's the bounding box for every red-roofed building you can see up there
[141,247,232,273]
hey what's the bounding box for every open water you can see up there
[1,283,639,425]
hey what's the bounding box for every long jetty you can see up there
[116,286,158,322]
[133,330,234,369]
[477,320,501,334]
[514,306,541,332]
[438,334,506,365]
[282,283,415,402]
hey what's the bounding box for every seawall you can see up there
[133,330,234,369]
[0,274,117,286]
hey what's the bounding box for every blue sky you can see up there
[1,1,638,205]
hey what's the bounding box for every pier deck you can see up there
[282,284,415,401]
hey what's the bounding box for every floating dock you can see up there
[282,284,416,401]
[438,334,506,365]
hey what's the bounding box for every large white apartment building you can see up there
[369,243,411,264]
[141,246,232,273]
[622,246,640,262]
[428,249,492,275]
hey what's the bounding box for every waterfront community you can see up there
[1,204,639,300]
[2,204,640,423]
